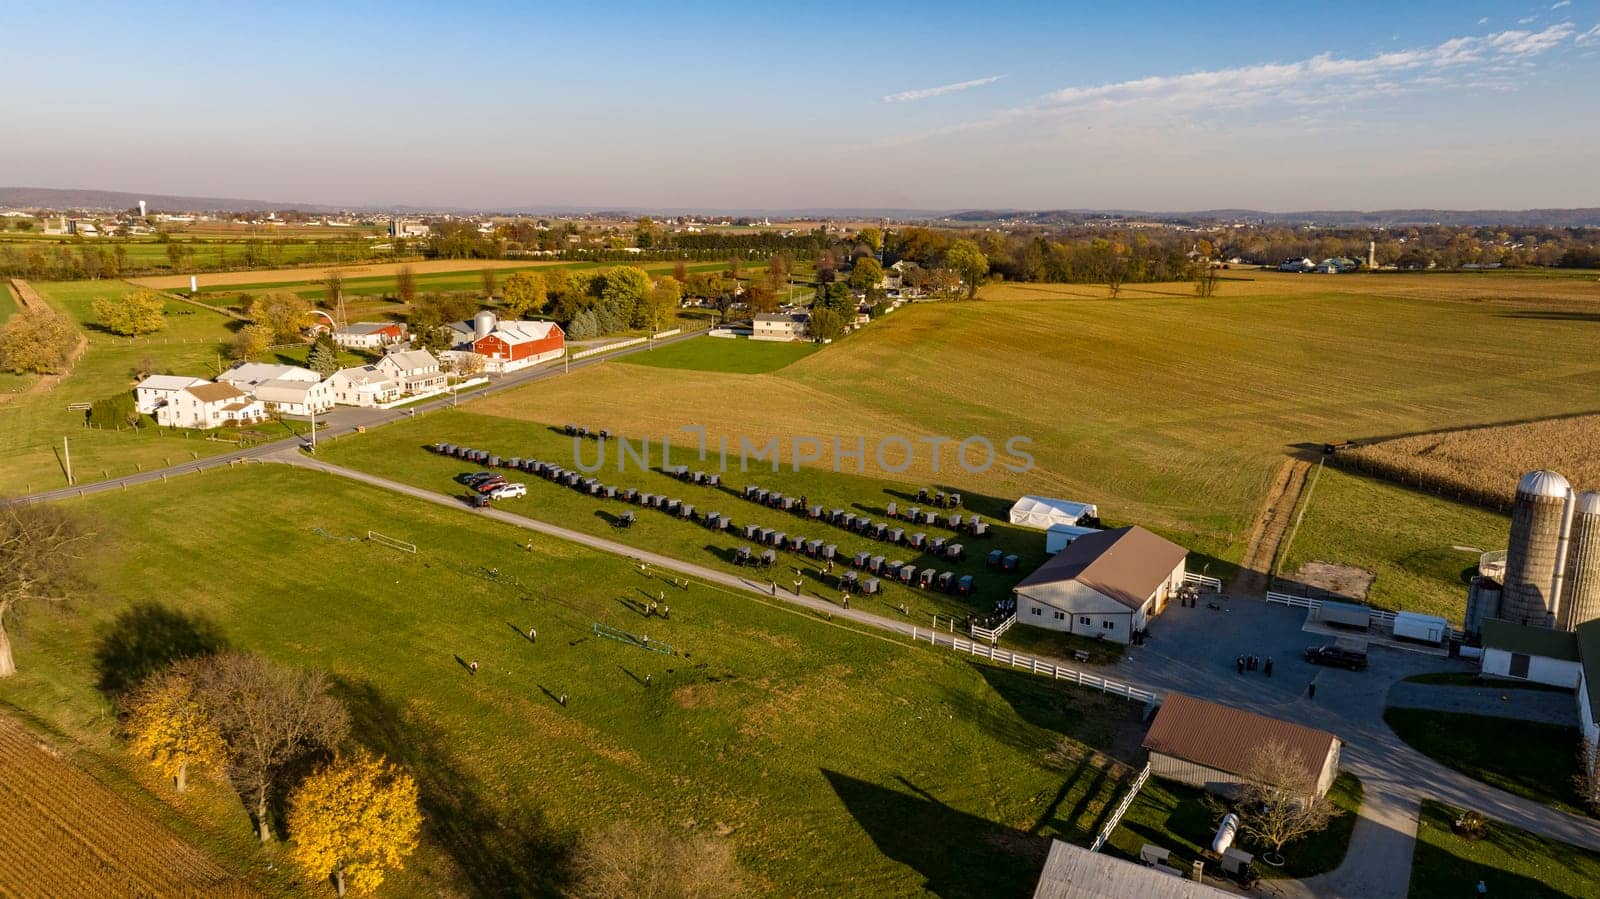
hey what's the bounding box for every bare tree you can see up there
[1237,740,1336,859]
[1194,265,1220,299]
[395,266,417,307]
[193,652,349,843]
[324,270,345,325]
[568,820,744,899]
[0,504,92,676]
[1105,257,1127,299]
[481,267,499,299]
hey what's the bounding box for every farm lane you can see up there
[9,327,704,505]
[277,453,1600,899]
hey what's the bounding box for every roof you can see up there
[380,349,439,371]
[754,312,809,323]
[336,322,402,335]
[251,378,320,403]
[184,382,249,403]
[479,320,560,345]
[1483,619,1580,662]
[1142,693,1340,782]
[136,375,208,391]
[1010,495,1098,529]
[218,362,321,387]
[1031,839,1234,899]
[1016,526,1187,610]
[1577,620,1600,723]
[333,366,396,388]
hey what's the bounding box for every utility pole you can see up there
[308,404,317,453]
[63,436,73,485]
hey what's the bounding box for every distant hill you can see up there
[3,186,1597,227]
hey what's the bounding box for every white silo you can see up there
[138,200,147,217]
[473,310,497,339]
[1500,470,1572,627]
[1558,492,1600,630]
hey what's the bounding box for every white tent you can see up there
[1009,495,1098,530]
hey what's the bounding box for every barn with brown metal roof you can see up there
[1011,526,1187,645]
[1142,693,1342,798]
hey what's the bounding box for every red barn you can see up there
[472,320,565,372]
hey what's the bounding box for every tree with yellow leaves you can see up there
[125,666,226,793]
[288,751,422,896]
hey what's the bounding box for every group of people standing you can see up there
[1236,653,1273,677]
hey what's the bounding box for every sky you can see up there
[4,0,1599,211]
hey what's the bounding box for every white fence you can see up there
[1265,592,1465,641]
[654,328,681,338]
[572,337,646,360]
[971,613,1016,643]
[374,377,487,410]
[1090,762,1152,853]
[910,629,1159,704]
[1184,572,1223,592]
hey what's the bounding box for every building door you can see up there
[1508,653,1531,679]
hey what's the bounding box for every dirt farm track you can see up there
[0,713,253,899]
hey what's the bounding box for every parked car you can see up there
[457,471,496,486]
[1304,644,1368,671]
[489,483,527,499]
[473,476,508,494]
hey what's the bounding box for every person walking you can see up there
[528,627,537,642]
[842,595,850,610]
[1236,655,1245,674]
[559,693,567,706]
[770,581,777,596]
[661,605,670,619]
[1308,682,1317,700]
[645,674,652,687]
[1264,657,1274,677]
[793,578,803,596]
[469,659,479,674]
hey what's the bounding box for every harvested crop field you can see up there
[1340,413,1600,510]
[129,257,565,290]
[0,712,252,899]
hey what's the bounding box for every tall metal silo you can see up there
[1500,469,1572,627]
[1558,491,1600,630]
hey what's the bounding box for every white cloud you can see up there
[1519,16,1537,24]
[881,75,1004,103]
[1553,1,1571,9]
[1479,16,1490,24]
[923,23,1581,139]
[1578,24,1600,45]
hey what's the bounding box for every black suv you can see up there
[1304,644,1368,671]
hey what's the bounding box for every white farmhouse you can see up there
[251,377,334,416]
[134,374,210,415]
[155,382,265,429]
[752,312,809,342]
[217,362,322,390]
[376,349,448,393]
[1012,526,1187,645]
[327,366,403,407]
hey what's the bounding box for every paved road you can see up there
[1386,682,1579,726]
[11,329,704,505]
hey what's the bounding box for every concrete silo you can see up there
[1558,491,1600,630]
[1499,469,1572,627]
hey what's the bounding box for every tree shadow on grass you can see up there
[92,602,229,697]
[967,662,1148,765]
[822,769,1046,899]
[336,679,575,898]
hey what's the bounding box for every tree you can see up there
[307,334,340,377]
[642,278,681,332]
[672,260,689,284]
[395,266,417,306]
[1236,740,1337,859]
[1105,257,1127,299]
[246,292,313,344]
[764,254,791,290]
[744,283,779,314]
[324,271,345,323]
[568,820,745,899]
[89,391,140,429]
[229,323,272,361]
[194,653,349,843]
[1194,265,1220,298]
[857,226,884,253]
[808,306,844,342]
[599,266,651,328]
[125,665,226,793]
[0,310,77,374]
[943,240,988,299]
[480,267,499,299]
[500,271,546,319]
[93,289,167,336]
[0,504,90,676]
[847,257,883,292]
[287,751,422,897]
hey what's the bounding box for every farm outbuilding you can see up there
[1142,693,1342,800]
[1012,526,1186,645]
[1009,495,1097,530]
[1031,838,1234,899]
[1479,619,1583,688]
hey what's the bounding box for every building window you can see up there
[1053,611,1065,620]
[1102,620,1115,629]
[1030,607,1041,616]
[1079,616,1092,626]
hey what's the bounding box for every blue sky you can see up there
[4,1,1598,210]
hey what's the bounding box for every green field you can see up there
[1106,773,1362,879]
[1409,801,1600,899]
[467,273,1600,576]
[620,336,821,374]
[1382,708,1588,816]
[0,465,1139,896]
[0,280,18,321]
[0,233,392,274]
[1281,467,1509,620]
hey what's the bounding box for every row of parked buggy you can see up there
[737,485,988,554]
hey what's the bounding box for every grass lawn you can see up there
[0,279,18,320]
[313,408,1065,626]
[1280,467,1509,622]
[1382,708,1588,816]
[0,465,1142,897]
[467,272,1600,577]
[1409,800,1600,899]
[620,335,821,374]
[1402,672,1574,693]
[999,624,1127,667]
[1106,772,1362,879]
[0,280,249,495]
